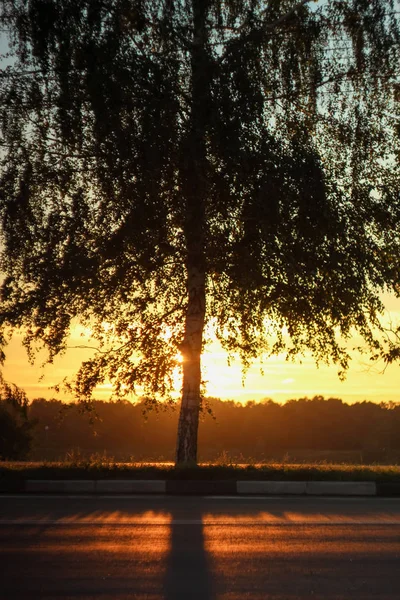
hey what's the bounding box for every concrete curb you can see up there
[238,481,306,495]
[305,481,376,496]
[1,479,396,496]
[26,480,96,494]
[25,479,166,494]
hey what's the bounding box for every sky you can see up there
[2,291,400,405]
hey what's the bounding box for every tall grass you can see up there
[1,459,400,481]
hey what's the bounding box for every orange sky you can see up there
[3,292,400,405]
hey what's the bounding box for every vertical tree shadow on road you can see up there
[163,502,216,600]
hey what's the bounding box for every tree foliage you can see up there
[0,0,400,463]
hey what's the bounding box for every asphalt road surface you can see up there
[0,494,400,599]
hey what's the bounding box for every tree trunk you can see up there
[176,263,205,465]
[175,0,209,466]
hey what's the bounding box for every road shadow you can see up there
[163,499,216,600]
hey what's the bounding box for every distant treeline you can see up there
[27,396,400,463]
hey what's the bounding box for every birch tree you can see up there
[0,0,399,464]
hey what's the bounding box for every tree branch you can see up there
[67,345,108,353]
[215,0,315,34]
[262,0,316,32]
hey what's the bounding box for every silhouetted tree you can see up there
[1,1,400,464]
[28,395,400,462]
[0,380,35,460]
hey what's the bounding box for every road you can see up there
[0,494,400,599]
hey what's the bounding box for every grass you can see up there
[1,459,400,483]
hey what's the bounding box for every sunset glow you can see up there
[3,293,400,405]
